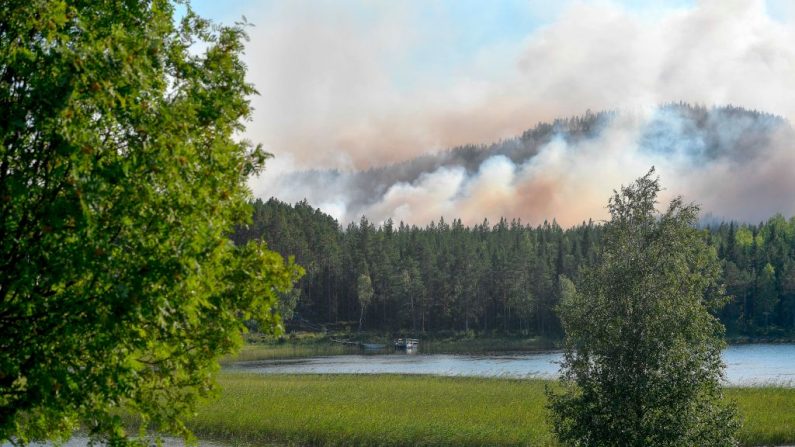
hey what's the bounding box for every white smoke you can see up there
[243,0,795,170]
[242,0,795,226]
[252,106,795,226]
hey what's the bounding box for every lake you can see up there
[230,343,795,386]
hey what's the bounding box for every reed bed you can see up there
[185,373,794,446]
[221,343,354,364]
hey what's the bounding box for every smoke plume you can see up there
[242,0,795,226]
[243,0,795,171]
[252,104,795,226]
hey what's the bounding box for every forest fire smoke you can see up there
[252,105,795,227]
[244,0,795,226]
[243,0,795,172]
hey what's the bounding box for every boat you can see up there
[394,338,419,350]
[360,342,387,350]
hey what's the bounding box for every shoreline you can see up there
[225,334,795,363]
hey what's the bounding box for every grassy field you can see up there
[185,373,795,447]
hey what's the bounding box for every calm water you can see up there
[231,343,795,386]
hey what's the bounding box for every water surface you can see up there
[231,343,795,386]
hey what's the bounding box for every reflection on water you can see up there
[230,344,795,386]
[232,351,560,379]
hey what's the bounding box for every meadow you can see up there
[185,373,795,447]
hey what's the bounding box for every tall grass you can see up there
[186,373,794,447]
[733,386,795,446]
[220,343,354,364]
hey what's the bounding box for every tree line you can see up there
[233,198,795,338]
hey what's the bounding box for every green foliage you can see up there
[241,198,795,339]
[357,273,374,331]
[735,227,754,248]
[0,1,300,443]
[238,199,585,335]
[357,274,374,308]
[548,169,739,446]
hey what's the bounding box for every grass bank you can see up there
[222,333,558,364]
[226,332,795,364]
[187,373,795,447]
[221,342,352,363]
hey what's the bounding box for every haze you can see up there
[192,0,795,226]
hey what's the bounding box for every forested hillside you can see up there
[234,199,795,338]
[265,103,791,225]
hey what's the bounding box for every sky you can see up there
[190,0,795,226]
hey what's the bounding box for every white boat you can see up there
[394,338,419,350]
